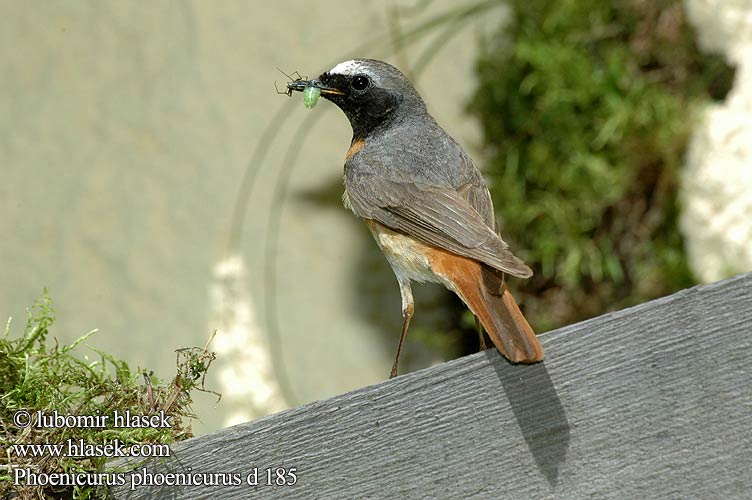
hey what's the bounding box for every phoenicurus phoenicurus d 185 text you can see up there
[285,59,544,378]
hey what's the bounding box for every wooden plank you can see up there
[109,273,752,499]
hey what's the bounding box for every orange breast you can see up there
[345,138,365,161]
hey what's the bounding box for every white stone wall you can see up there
[682,0,752,282]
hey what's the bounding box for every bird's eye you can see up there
[351,74,370,91]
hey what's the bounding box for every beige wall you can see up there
[0,1,502,432]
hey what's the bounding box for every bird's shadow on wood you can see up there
[484,351,570,486]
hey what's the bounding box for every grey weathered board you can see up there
[109,273,752,499]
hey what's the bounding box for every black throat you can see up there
[336,89,405,141]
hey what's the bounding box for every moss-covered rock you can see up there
[469,0,734,331]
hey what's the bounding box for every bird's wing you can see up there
[456,166,496,230]
[346,172,532,278]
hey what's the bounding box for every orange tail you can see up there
[431,251,544,363]
[478,267,544,363]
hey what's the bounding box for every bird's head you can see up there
[287,59,427,139]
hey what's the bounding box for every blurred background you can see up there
[1,0,750,434]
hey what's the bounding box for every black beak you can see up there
[287,79,344,96]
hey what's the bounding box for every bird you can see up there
[286,59,544,377]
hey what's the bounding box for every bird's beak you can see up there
[287,79,344,96]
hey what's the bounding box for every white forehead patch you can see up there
[328,60,366,76]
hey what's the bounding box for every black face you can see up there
[315,71,404,140]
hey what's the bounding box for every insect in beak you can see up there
[276,68,343,109]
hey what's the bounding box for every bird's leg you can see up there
[475,315,487,351]
[390,278,414,379]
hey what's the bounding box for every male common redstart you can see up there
[287,59,543,377]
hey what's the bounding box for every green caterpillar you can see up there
[303,86,321,109]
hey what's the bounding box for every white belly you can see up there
[367,222,442,285]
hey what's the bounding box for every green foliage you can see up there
[0,291,217,500]
[469,0,733,330]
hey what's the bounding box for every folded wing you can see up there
[346,173,532,279]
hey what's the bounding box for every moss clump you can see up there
[0,291,217,500]
[469,0,734,331]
